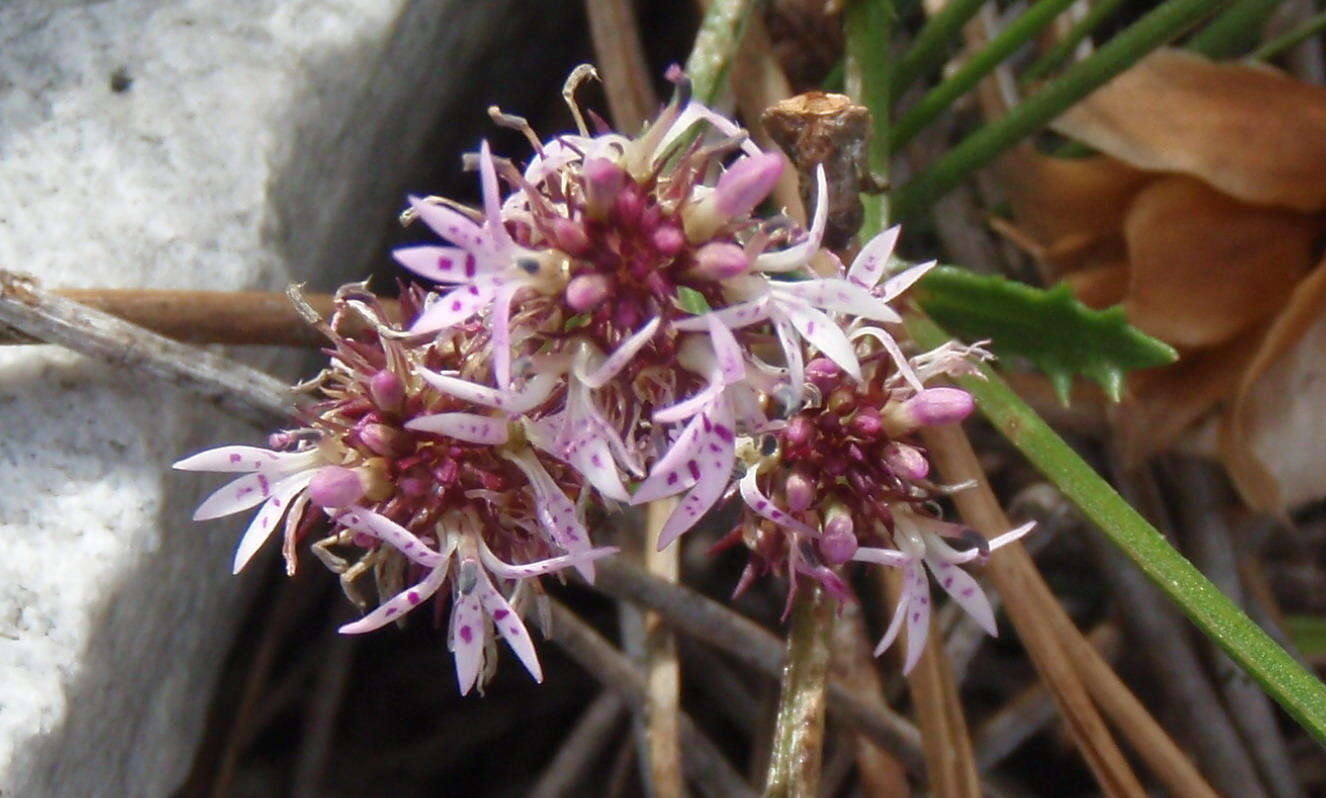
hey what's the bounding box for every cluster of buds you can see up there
[177,67,1030,692]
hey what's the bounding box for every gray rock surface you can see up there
[0,1,545,793]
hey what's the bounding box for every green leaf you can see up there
[563,313,591,331]
[917,266,1177,403]
[674,286,713,316]
[1287,616,1326,658]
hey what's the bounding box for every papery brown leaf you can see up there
[1118,335,1261,465]
[992,146,1149,275]
[1054,48,1326,212]
[1062,263,1128,310]
[1223,260,1326,512]
[1122,176,1317,348]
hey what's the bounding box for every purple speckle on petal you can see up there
[407,591,421,605]
[493,609,509,620]
[460,625,473,643]
[229,454,241,463]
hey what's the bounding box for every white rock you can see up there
[0,1,515,793]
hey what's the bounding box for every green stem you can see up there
[1021,0,1129,83]
[905,312,1326,746]
[888,0,987,102]
[891,0,1228,219]
[1187,0,1283,58]
[890,0,1078,152]
[685,0,763,104]
[1249,9,1326,61]
[763,586,836,798]
[846,0,895,239]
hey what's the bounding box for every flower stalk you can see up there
[763,584,835,798]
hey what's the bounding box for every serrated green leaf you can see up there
[675,286,712,316]
[917,266,1177,404]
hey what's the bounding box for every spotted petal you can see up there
[847,225,901,288]
[194,470,286,521]
[900,559,932,674]
[755,166,828,272]
[738,465,818,537]
[475,569,542,682]
[633,411,707,503]
[173,445,304,474]
[231,470,316,573]
[851,546,910,568]
[503,451,597,580]
[707,314,745,385]
[926,556,997,636]
[450,577,487,695]
[778,278,901,323]
[406,412,509,444]
[411,280,499,334]
[339,548,455,634]
[336,508,446,567]
[673,297,771,331]
[392,245,479,283]
[879,260,937,303]
[480,542,619,581]
[782,302,862,380]
[581,317,660,388]
[656,405,738,549]
[409,195,490,253]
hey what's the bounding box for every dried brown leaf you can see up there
[1122,176,1317,348]
[1223,259,1326,511]
[1054,48,1326,212]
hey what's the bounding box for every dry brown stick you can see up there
[530,692,628,798]
[584,0,657,133]
[1166,458,1305,798]
[642,500,684,798]
[764,585,835,798]
[542,599,756,798]
[0,273,293,426]
[921,424,1146,798]
[974,623,1121,770]
[882,569,981,797]
[1099,457,1265,797]
[830,600,912,797]
[590,557,927,773]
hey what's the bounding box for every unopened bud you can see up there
[883,442,930,480]
[553,217,591,256]
[583,157,626,218]
[819,508,858,565]
[805,357,841,394]
[691,242,749,280]
[369,369,405,413]
[360,422,408,457]
[308,466,366,509]
[882,387,974,435]
[613,186,644,226]
[784,415,816,446]
[785,470,816,512]
[652,224,685,256]
[566,273,612,312]
[713,152,783,219]
[849,407,882,438]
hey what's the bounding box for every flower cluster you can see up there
[176,69,1031,692]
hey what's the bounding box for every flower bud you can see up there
[882,387,974,435]
[883,442,930,480]
[552,217,591,256]
[785,470,816,512]
[308,466,366,509]
[369,369,405,414]
[566,273,612,312]
[360,422,408,457]
[713,152,783,219]
[691,241,749,280]
[613,186,644,226]
[805,357,841,394]
[784,415,816,446]
[849,407,882,438]
[583,157,626,218]
[652,224,685,256]
[819,508,858,566]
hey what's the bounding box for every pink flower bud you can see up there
[361,422,407,457]
[553,217,591,256]
[614,298,643,330]
[308,466,365,509]
[805,357,841,393]
[819,510,857,566]
[583,157,626,217]
[691,242,749,280]
[267,432,294,450]
[713,152,783,219]
[566,273,612,312]
[369,369,405,413]
[883,442,930,480]
[613,186,644,225]
[849,407,882,438]
[652,224,685,256]
[883,387,974,434]
[784,415,816,446]
[785,470,816,512]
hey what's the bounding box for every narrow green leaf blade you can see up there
[917,266,1177,403]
